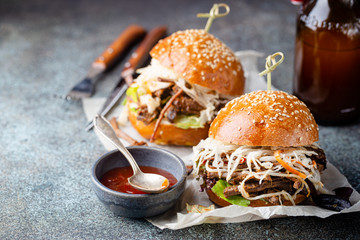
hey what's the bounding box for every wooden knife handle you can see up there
[93,25,146,69]
[121,26,167,82]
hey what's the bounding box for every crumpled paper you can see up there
[83,51,360,230]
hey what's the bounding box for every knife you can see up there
[65,25,146,100]
[85,26,167,131]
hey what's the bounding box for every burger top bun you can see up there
[209,90,319,147]
[150,29,245,96]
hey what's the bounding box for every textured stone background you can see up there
[1,0,359,239]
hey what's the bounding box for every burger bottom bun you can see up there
[128,107,210,146]
[206,188,308,207]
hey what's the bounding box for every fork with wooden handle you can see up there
[65,25,146,100]
[84,26,167,131]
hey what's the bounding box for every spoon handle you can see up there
[93,115,141,175]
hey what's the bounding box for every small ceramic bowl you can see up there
[91,146,187,218]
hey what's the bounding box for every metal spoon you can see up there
[93,115,169,193]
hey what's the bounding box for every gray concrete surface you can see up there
[1,0,359,239]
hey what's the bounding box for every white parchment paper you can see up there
[83,51,360,230]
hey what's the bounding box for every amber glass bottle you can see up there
[293,0,360,125]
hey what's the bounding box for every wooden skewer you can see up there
[110,117,147,146]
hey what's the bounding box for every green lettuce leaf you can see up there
[121,98,127,106]
[129,107,138,113]
[126,86,139,103]
[173,115,203,129]
[211,180,250,207]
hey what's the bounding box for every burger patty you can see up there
[200,147,327,198]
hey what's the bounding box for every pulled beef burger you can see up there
[193,90,328,207]
[126,29,245,146]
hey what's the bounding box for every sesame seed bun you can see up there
[150,29,245,96]
[209,90,319,146]
[128,103,210,146]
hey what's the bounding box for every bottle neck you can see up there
[299,0,360,31]
[327,0,359,22]
[297,0,360,50]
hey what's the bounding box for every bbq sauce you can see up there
[293,0,360,125]
[100,166,177,194]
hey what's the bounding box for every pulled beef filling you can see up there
[199,147,327,200]
[306,147,327,172]
[167,95,204,122]
[223,178,294,198]
[137,106,160,125]
[136,79,219,124]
